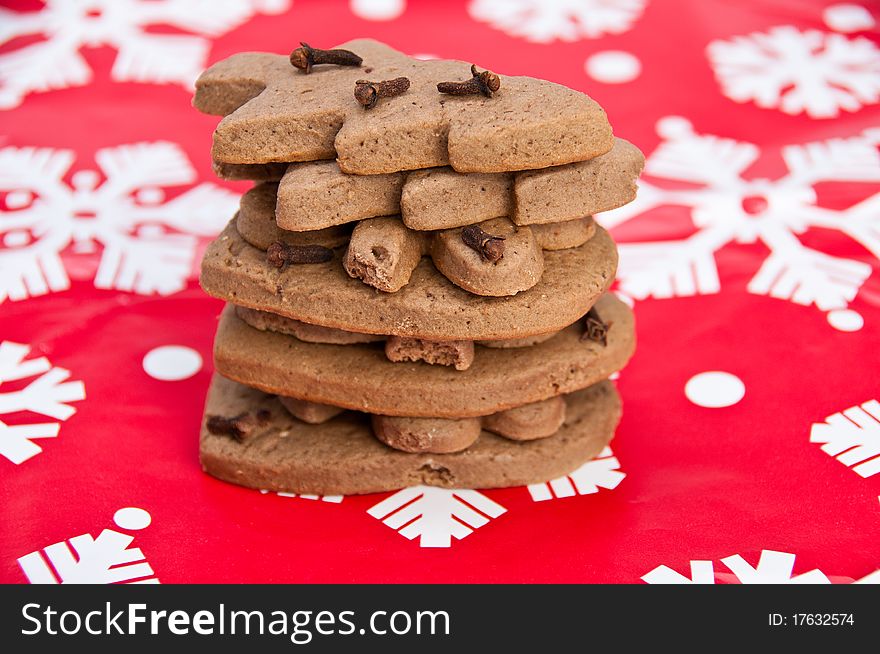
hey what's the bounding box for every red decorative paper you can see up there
[1,0,878,584]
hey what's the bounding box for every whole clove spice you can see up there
[437,64,501,97]
[267,241,333,268]
[461,224,505,263]
[290,42,362,74]
[581,307,611,346]
[354,77,411,109]
[206,410,270,442]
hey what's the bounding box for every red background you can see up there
[1,0,878,583]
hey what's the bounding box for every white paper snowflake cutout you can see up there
[367,486,506,548]
[468,0,646,43]
[528,446,625,501]
[598,117,880,323]
[707,25,880,118]
[0,141,238,303]
[17,507,159,584]
[810,399,880,478]
[0,0,290,108]
[0,341,85,465]
[643,550,831,584]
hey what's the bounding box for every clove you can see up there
[267,241,333,268]
[290,42,362,74]
[461,224,505,263]
[354,77,411,109]
[580,307,611,346]
[437,64,501,97]
[206,410,270,442]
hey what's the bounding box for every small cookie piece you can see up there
[431,217,543,296]
[214,160,286,182]
[202,219,618,340]
[200,375,622,495]
[532,217,597,251]
[215,294,635,418]
[483,396,566,441]
[235,306,383,345]
[400,169,512,230]
[277,161,404,231]
[278,396,345,424]
[343,217,428,292]
[193,40,613,174]
[238,186,350,249]
[218,138,643,231]
[372,415,481,453]
[385,337,475,371]
[514,139,644,225]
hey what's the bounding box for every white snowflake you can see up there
[18,507,158,584]
[528,446,625,501]
[0,0,290,108]
[643,550,831,584]
[598,117,880,323]
[468,0,646,43]
[0,141,238,302]
[855,568,880,583]
[260,489,344,503]
[0,341,85,465]
[810,399,880,478]
[367,486,506,548]
[707,25,880,118]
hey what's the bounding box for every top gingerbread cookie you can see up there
[193,39,614,175]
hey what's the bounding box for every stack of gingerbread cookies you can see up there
[194,40,643,495]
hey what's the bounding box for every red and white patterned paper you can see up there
[1,0,878,584]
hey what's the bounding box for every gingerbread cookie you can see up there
[201,374,621,495]
[194,39,613,174]
[368,396,569,453]
[236,305,560,371]
[202,219,618,340]
[213,293,634,418]
[228,138,641,233]
[238,193,600,296]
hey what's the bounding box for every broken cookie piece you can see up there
[431,217,543,296]
[371,414,481,454]
[385,337,475,371]
[483,396,566,441]
[343,217,427,292]
[278,396,345,424]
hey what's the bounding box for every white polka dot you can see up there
[412,53,439,61]
[143,345,202,381]
[585,51,641,84]
[113,507,151,531]
[827,309,864,332]
[6,189,32,209]
[823,4,875,33]
[350,0,405,21]
[685,371,745,408]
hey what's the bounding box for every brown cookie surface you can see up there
[237,191,351,249]
[229,140,642,233]
[201,219,618,340]
[213,293,634,418]
[200,374,621,495]
[240,189,596,296]
[371,415,482,454]
[194,39,613,174]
